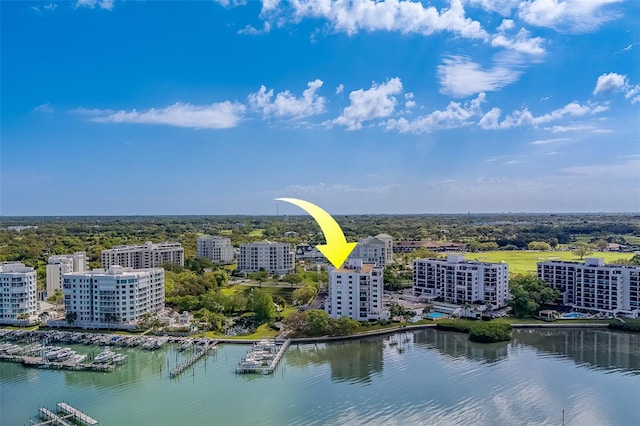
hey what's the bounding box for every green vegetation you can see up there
[608,319,640,332]
[468,323,512,343]
[284,310,362,337]
[573,241,593,259]
[508,274,560,317]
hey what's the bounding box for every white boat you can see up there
[45,348,64,361]
[178,341,192,352]
[68,353,87,364]
[94,348,116,363]
[112,354,127,364]
[55,348,74,361]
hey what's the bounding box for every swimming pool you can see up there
[426,312,446,320]
[561,312,586,319]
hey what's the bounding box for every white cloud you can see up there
[333,78,403,130]
[491,28,545,55]
[386,93,486,133]
[518,0,622,33]
[479,100,608,129]
[286,182,401,195]
[593,72,640,104]
[75,0,114,10]
[465,0,520,16]
[33,103,54,113]
[91,102,246,129]
[248,79,326,118]
[335,84,344,94]
[562,159,640,178]
[283,0,488,39]
[238,22,272,35]
[437,56,522,97]
[530,137,570,145]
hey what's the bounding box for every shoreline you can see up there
[0,321,619,348]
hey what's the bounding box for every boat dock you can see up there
[30,403,98,426]
[170,341,218,379]
[236,339,290,374]
[2,354,116,372]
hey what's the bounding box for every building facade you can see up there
[295,244,327,264]
[326,259,383,320]
[0,262,37,323]
[196,236,234,264]
[101,242,184,269]
[349,234,394,268]
[413,255,509,309]
[237,241,294,275]
[62,266,165,329]
[538,258,640,318]
[46,252,88,297]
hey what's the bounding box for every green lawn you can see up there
[464,250,634,275]
[248,229,265,238]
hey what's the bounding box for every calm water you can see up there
[1,329,639,425]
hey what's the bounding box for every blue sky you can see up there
[1,0,639,215]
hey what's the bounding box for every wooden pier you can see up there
[31,403,97,426]
[170,341,217,379]
[236,339,290,374]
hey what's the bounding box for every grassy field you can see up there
[248,229,265,238]
[464,250,634,275]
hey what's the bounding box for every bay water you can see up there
[1,328,638,425]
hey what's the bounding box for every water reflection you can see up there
[512,329,640,375]
[413,329,509,364]
[286,338,384,384]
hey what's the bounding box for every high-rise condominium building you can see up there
[101,242,184,269]
[0,262,37,323]
[63,266,165,328]
[196,236,234,264]
[538,258,640,318]
[46,252,88,297]
[237,241,294,275]
[413,255,509,309]
[349,234,394,268]
[326,259,383,320]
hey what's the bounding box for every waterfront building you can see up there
[326,259,384,320]
[0,262,37,323]
[413,255,509,309]
[237,241,294,275]
[196,236,234,264]
[101,242,184,269]
[349,234,394,268]
[538,258,640,318]
[61,266,165,329]
[46,252,88,297]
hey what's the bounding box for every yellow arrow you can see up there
[275,197,356,269]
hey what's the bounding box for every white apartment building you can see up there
[237,241,294,275]
[196,236,234,264]
[46,252,88,297]
[62,266,165,329]
[101,241,184,269]
[413,255,509,309]
[0,262,37,323]
[538,258,640,318]
[349,234,394,268]
[326,259,384,320]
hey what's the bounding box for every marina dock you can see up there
[236,339,290,374]
[31,403,98,426]
[170,341,218,379]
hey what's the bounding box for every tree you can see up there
[595,239,608,251]
[46,288,64,304]
[508,274,560,317]
[306,310,330,336]
[528,241,551,251]
[65,311,77,325]
[247,289,276,323]
[573,242,593,260]
[292,286,316,305]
